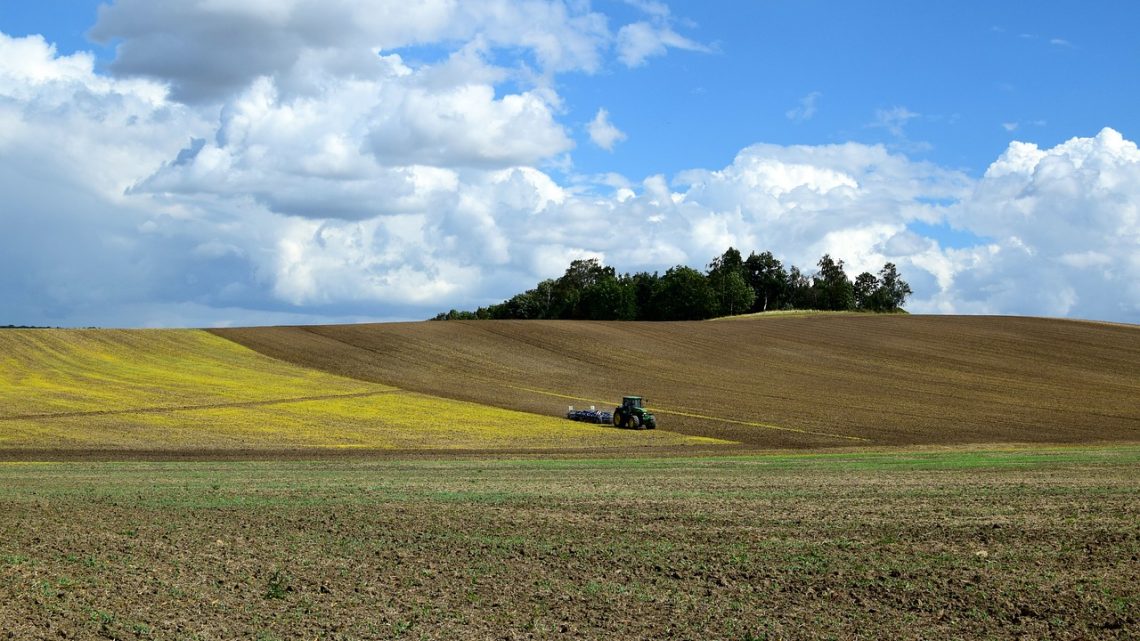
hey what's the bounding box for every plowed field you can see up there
[2,449,1137,640]
[214,315,1140,449]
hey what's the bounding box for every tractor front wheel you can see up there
[630,415,641,429]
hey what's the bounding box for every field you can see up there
[0,329,721,454]
[1,447,1137,640]
[2,316,1137,638]
[214,315,1140,448]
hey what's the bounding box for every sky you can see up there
[1,0,1138,327]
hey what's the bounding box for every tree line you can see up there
[433,248,912,321]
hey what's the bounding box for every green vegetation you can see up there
[433,247,911,320]
[0,447,1135,639]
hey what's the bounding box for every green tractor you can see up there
[613,396,656,430]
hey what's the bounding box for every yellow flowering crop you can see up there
[0,329,729,451]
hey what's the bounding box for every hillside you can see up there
[213,315,1140,448]
[0,329,717,455]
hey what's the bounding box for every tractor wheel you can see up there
[630,415,641,429]
[612,412,622,427]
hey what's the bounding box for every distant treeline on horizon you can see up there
[433,248,913,322]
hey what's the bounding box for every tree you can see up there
[813,254,855,311]
[707,247,744,276]
[431,249,913,320]
[555,258,615,319]
[785,265,815,309]
[853,272,880,310]
[629,271,661,320]
[579,274,636,320]
[707,247,755,316]
[873,262,913,312]
[653,266,718,320]
[715,270,755,316]
[743,251,788,312]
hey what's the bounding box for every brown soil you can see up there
[212,315,1140,449]
[1,452,1136,640]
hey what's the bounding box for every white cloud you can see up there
[89,0,614,103]
[871,106,921,137]
[616,21,710,67]
[3,24,1140,327]
[939,128,1140,320]
[1002,122,1019,132]
[614,3,711,68]
[786,91,821,122]
[587,108,628,151]
[133,50,573,221]
[624,0,672,18]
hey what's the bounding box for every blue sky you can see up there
[1,1,1138,326]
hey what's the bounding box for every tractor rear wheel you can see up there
[612,412,622,428]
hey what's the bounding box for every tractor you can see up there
[612,396,656,430]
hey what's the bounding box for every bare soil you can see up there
[213,315,1140,449]
[1,449,1136,640]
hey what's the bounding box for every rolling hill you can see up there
[213,314,1140,449]
[0,329,719,455]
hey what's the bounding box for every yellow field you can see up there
[0,330,726,451]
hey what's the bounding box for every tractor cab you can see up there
[613,395,656,430]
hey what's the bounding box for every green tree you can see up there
[707,247,745,276]
[579,274,636,320]
[712,270,755,316]
[743,251,788,312]
[707,247,755,316]
[873,262,913,312]
[630,271,660,320]
[653,266,718,320]
[853,272,880,310]
[813,254,855,311]
[785,265,815,309]
[555,258,615,319]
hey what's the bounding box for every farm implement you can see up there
[566,406,613,424]
[566,395,657,430]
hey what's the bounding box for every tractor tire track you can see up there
[0,389,404,421]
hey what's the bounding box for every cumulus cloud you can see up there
[587,108,627,151]
[3,15,1140,327]
[132,48,573,220]
[941,128,1140,320]
[89,0,613,103]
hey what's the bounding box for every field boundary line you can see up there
[505,385,869,442]
[0,389,405,421]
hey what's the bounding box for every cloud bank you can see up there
[1,3,1137,327]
